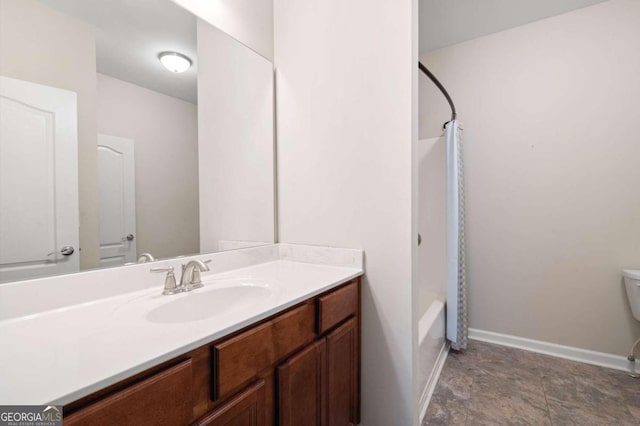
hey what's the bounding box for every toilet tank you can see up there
[624,270,640,321]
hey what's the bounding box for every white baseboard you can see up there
[418,341,450,424]
[469,328,633,372]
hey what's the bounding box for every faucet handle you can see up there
[151,266,181,295]
[187,259,212,290]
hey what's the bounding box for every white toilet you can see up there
[624,270,640,376]
[624,270,640,321]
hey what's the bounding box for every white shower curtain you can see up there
[445,120,467,350]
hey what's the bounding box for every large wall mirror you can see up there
[0,0,275,284]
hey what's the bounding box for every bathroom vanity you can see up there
[0,244,363,426]
[63,278,360,425]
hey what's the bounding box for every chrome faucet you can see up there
[180,259,211,291]
[137,253,155,263]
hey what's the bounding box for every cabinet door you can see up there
[277,340,326,426]
[326,318,358,426]
[194,380,265,426]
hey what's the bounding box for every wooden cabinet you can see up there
[317,281,358,334]
[193,380,265,426]
[63,278,361,426]
[326,318,359,426]
[64,359,193,426]
[278,316,359,426]
[212,303,315,400]
[278,340,326,426]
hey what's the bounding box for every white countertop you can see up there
[0,258,362,405]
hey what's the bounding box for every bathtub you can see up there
[417,291,448,422]
[418,137,449,420]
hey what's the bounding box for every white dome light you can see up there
[159,52,192,73]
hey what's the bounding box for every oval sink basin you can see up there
[146,284,271,324]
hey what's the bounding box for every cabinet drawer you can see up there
[317,280,358,334]
[64,359,193,426]
[211,303,315,400]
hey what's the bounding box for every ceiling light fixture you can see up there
[158,51,192,73]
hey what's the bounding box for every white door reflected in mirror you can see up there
[97,134,137,267]
[0,76,80,282]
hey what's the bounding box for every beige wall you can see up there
[197,20,274,252]
[0,0,100,269]
[274,0,418,423]
[420,0,640,356]
[96,73,199,260]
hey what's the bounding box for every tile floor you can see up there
[423,340,640,425]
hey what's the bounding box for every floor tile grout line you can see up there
[539,374,554,425]
[602,368,639,424]
[463,376,473,426]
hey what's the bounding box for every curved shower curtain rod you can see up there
[418,61,457,127]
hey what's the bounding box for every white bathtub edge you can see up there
[418,340,450,424]
[417,298,448,424]
[419,299,445,343]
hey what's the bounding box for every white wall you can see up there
[197,20,275,252]
[274,0,418,424]
[0,0,99,269]
[171,0,273,61]
[96,73,199,259]
[419,0,640,356]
